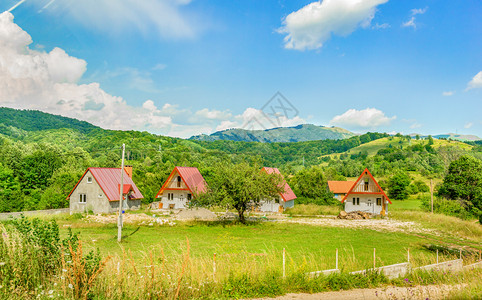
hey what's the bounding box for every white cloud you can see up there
[402,7,428,29]
[279,0,388,51]
[466,71,482,90]
[373,23,390,30]
[402,17,416,29]
[464,122,473,129]
[329,108,396,129]
[32,0,197,39]
[442,91,455,96]
[409,122,422,129]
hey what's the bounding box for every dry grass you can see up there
[285,204,341,216]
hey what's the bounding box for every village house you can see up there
[155,166,207,209]
[68,166,143,214]
[327,180,356,201]
[257,167,296,213]
[329,168,391,215]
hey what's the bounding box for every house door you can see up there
[368,199,374,214]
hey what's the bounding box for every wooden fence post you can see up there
[407,248,410,263]
[373,248,376,269]
[436,249,439,264]
[282,248,286,279]
[213,253,216,282]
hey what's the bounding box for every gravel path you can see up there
[253,284,464,300]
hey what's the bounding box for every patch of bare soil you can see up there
[253,284,464,300]
[84,213,153,224]
[284,217,438,236]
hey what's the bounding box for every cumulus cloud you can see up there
[466,71,482,90]
[32,0,197,39]
[464,122,473,129]
[278,0,388,51]
[442,91,454,96]
[329,108,396,129]
[402,7,428,29]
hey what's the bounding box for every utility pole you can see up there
[430,179,434,214]
[118,143,125,242]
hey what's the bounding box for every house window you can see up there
[364,180,369,191]
[187,193,192,201]
[180,194,184,202]
[177,176,181,187]
[79,194,86,203]
[87,177,93,183]
[357,198,360,205]
[352,198,356,205]
[168,193,174,200]
[98,194,103,198]
[376,198,382,206]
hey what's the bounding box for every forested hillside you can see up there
[0,108,481,214]
[190,124,354,142]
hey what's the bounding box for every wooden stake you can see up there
[282,248,286,279]
[213,253,216,282]
[336,248,339,270]
[436,249,439,264]
[373,248,376,269]
[459,249,462,260]
[117,143,125,242]
[407,248,410,263]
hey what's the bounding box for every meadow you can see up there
[2,208,481,299]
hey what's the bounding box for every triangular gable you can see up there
[156,167,207,198]
[261,167,297,202]
[119,184,134,195]
[341,168,391,204]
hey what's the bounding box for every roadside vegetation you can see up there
[1,213,481,299]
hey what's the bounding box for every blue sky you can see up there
[0,0,481,138]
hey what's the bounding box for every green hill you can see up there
[189,124,355,143]
[0,107,99,133]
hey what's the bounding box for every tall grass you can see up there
[390,210,482,243]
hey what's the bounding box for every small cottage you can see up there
[155,166,207,209]
[257,167,296,213]
[68,166,143,214]
[338,168,391,215]
[327,180,356,200]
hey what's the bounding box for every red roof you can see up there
[156,166,207,197]
[327,181,356,194]
[261,167,297,202]
[67,168,144,201]
[341,168,391,204]
[119,184,133,195]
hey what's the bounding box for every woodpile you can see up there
[337,211,372,220]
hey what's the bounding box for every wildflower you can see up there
[68,284,73,289]
[48,290,53,294]
[0,262,5,266]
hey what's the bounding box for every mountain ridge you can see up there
[189,124,356,143]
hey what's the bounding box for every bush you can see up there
[420,195,476,220]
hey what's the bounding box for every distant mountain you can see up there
[409,132,481,142]
[0,107,99,133]
[189,124,355,143]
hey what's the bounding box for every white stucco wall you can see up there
[159,190,192,209]
[344,195,387,214]
[258,197,295,212]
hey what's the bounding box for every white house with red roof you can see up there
[258,167,296,213]
[339,168,391,215]
[67,166,144,214]
[155,166,207,209]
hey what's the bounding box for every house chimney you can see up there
[124,165,133,178]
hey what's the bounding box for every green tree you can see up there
[438,155,482,211]
[192,161,283,223]
[388,172,411,200]
[289,166,333,203]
